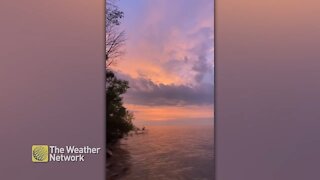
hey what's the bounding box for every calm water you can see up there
[116,125,214,180]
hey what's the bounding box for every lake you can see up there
[107,125,214,180]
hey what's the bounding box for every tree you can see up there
[106,70,134,144]
[106,1,134,145]
[106,1,125,67]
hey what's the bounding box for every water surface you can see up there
[117,125,214,180]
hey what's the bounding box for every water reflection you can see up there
[107,125,214,180]
[106,143,131,179]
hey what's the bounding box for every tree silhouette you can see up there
[106,1,125,67]
[106,1,134,145]
[106,70,134,144]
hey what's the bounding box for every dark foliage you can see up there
[106,70,134,144]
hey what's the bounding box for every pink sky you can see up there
[111,0,214,125]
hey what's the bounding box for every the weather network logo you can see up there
[32,145,49,163]
[32,144,101,163]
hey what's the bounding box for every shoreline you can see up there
[106,142,131,180]
[106,130,147,179]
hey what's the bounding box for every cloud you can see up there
[192,56,212,82]
[117,72,214,106]
[113,0,214,110]
[115,0,214,86]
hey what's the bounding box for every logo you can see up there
[32,145,101,163]
[32,145,49,163]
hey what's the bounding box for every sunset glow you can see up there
[112,0,214,124]
[126,104,214,122]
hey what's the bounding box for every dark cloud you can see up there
[116,72,213,106]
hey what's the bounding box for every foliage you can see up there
[106,70,134,144]
[106,1,133,145]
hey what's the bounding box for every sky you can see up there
[111,0,214,125]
